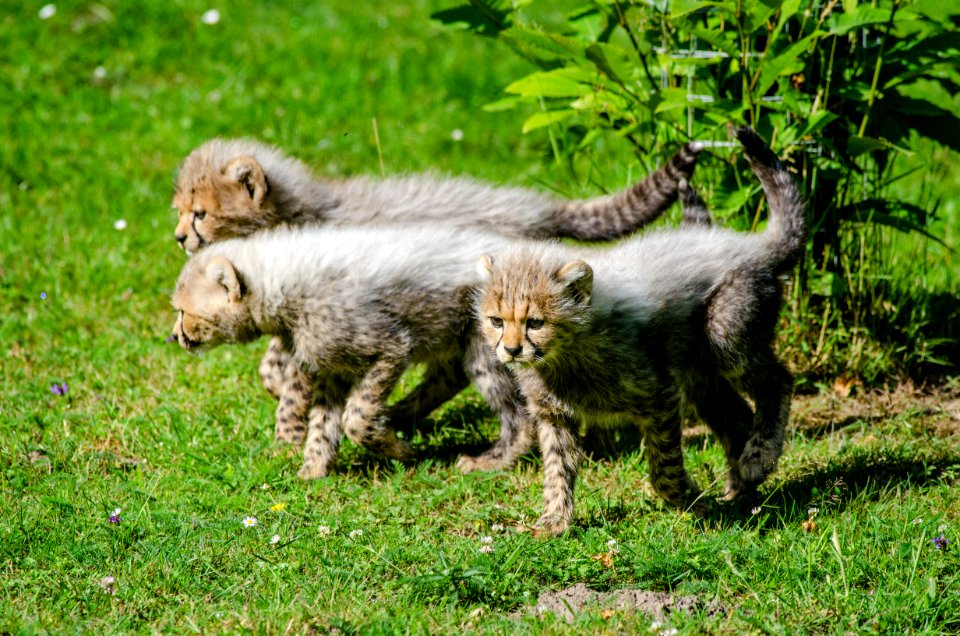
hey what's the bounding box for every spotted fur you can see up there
[170,224,533,477]
[475,128,806,534]
[172,137,705,447]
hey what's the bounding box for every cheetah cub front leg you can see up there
[342,355,415,462]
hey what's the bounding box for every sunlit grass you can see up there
[2,0,959,633]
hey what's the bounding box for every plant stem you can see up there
[858,0,900,137]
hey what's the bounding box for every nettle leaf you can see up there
[847,135,889,156]
[775,0,803,32]
[827,6,893,36]
[798,111,839,139]
[482,96,521,112]
[430,0,512,35]
[910,0,960,21]
[836,82,873,102]
[500,25,586,64]
[585,43,636,85]
[838,199,947,246]
[881,96,960,153]
[810,272,847,299]
[743,0,781,33]
[653,88,690,114]
[521,109,577,133]
[756,32,822,97]
[571,89,631,113]
[688,27,740,58]
[669,0,726,19]
[505,68,593,98]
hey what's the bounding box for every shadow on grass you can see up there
[704,446,960,530]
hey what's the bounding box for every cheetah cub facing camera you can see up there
[171,138,703,449]
[476,128,806,534]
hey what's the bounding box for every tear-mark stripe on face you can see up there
[192,214,208,248]
[178,311,203,349]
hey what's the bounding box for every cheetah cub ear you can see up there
[555,260,593,306]
[206,255,243,303]
[224,155,268,206]
[477,254,495,281]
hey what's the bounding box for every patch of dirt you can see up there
[533,583,725,623]
[790,384,960,438]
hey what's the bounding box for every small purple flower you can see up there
[50,382,68,396]
[164,333,177,343]
[40,292,47,300]
[933,535,950,550]
[109,507,121,524]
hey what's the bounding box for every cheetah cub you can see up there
[476,127,806,534]
[170,225,536,478]
[172,138,703,447]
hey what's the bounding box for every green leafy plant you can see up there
[436,0,960,382]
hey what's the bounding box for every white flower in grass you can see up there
[113,219,127,230]
[450,129,464,142]
[269,534,280,545]
[480,536,493,545]
[260,483,270,490]
[93,66,107,81]
[39,5,56,20]
[479,545,494,554]
[201,9,220,25]
[242,516,258,528]
[99,575,116,594]
[318,526,332,536]
[349,529,363,539]
[491,523,505,533]
[751,506,762,515]
[808,507,819,516]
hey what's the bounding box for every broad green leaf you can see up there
[429,0,512,35]
[828,6,893,36]
[669,0,724,19]
[571,89,631,113]
[688,27,740,58]
[756,32,822,97]
[521,109,577,133]
[585,43,636,85]
[835,82,872,102]
[908,0,960,22]
[847,135,888,156]
[482,96,521,112]
[838,200,948,246]
[797,111,839,139]
[776,0,803,32]
[653,88,691,114]
[743,0,781,33]
[810,272,847,299]
[883,96,960,153]
[842,0,858,15]
[505,68,592,98]
[500,25,585,64]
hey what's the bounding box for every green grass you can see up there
[2,0,960,633]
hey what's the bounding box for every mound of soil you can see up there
[534,583,725,622]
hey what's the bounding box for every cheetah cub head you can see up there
[476,249,593,368]
[173,151,277,255]
[171,255,260,351]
